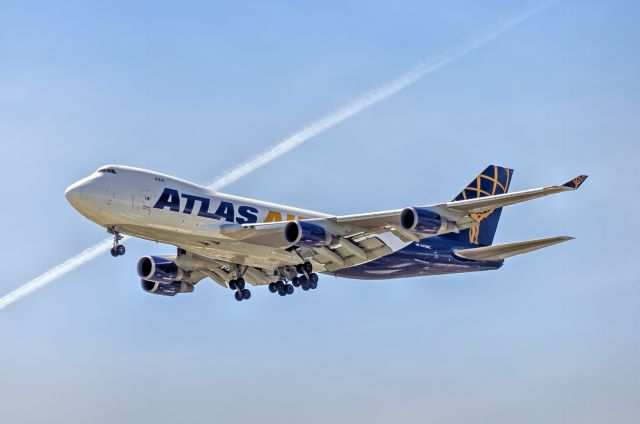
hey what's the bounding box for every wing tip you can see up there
[562,175,588,189]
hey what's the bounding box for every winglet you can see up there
[562,175,588,189]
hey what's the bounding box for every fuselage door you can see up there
[139,188,152,215]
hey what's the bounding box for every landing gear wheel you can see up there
[298,275,308,286]
[242,289,251,300]
[276,281,285,292]
[229,280,237,290]
[285,284,294,295]
[302,285,310,291]
[236,278,246,290]
[115,244,126,256]
[303,262,313,274]
[268,283,278,293]
[234,291,243,301]
[309,273,319,283]
[278,289,287,296]
[309,279,318,290]
[296,264,304,274]
[110,247,119,257]
[291,276,300,287]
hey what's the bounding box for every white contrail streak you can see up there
[0,238,114,310]
[0,2,550,311]
[207,1,551,191]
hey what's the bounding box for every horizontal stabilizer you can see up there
[453,236,574,261]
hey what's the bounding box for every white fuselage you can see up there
[65,165,330,268]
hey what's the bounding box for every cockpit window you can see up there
[97,168,117,174]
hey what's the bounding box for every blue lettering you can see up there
[236,205,258,224]
[214,201,235,222]
[197,198,219,219]
[153,188,180,212]
[181,193,207,214]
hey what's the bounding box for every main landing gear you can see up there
[229,278,251,302]
[109,228,125,257]
[268,280,294,296]
[268,262,319,297]
[293,262,319,291]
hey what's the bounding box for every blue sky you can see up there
[1,1,639,422]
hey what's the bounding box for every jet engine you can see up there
[141,279,194,296]
[284,221,332,247]
[400,207,454,234]
[137,255,188,284]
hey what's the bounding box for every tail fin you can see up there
[444,165,513,246]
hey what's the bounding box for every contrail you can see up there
[207,1,551,191]
[0,2,551,311]
[0,238,114,310]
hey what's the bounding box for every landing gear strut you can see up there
[109,228,125,257]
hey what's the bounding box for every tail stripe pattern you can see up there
[447,165,513,246]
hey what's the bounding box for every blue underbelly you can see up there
[333,239,503,280]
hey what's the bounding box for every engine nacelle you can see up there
[400,207,452,234]
[141,279,194,296]
[284,221,332,247]
[137,255,187,284]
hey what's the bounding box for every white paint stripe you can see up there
[207,1,551,191]
[0,2,551,311]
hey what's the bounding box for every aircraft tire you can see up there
[285,284,294,295]
[291,277,300,287]
[229,280,237,290]
[242,289,251,300]
[309,280,318,290]
[236,278,245,290]
[268,283,278,293]
[234,291,243,301]
[110,247,118,257]
[303,262,313,273]
[116,245,126,256]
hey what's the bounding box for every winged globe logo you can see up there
[468,210,495,244]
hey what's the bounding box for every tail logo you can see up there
[469,210,495,244]
[456,166,511,245]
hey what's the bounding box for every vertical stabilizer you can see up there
[443,165,513,246]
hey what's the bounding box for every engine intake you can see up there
[141,280,194,296]
[137,255,187,284]
[400,207,452,234]
[284,221,332,247]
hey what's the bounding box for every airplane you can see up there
[64,165,587,301]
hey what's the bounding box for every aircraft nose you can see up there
[65,175,108,217]
[65,181,84,208]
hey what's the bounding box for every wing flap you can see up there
[453,236,574,261]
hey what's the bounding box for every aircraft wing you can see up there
[434,175,588,216]
[211,175,587,273]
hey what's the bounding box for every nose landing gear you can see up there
[109,228,126,257]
